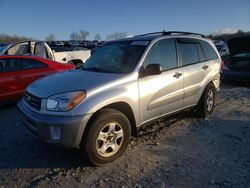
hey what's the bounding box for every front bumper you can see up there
[17,99,92,148]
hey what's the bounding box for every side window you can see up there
[179,43,199,66]
[197,44,206,62]
[144,39,177,71]
[2,58,21,72]
[5,43,30,55]
[34,42,47,58]
[0,59,6,72]
[20,58,47,70]
[34,43,43,54]
[200,41,219,60]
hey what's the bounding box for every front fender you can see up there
[72,84,139,124]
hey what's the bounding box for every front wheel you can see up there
[82,109,131,166]
[196,83,216,117]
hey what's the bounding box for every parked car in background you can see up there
[0,43,11,53]
[0,55,74,104]
[47,41,64,47]
[214,40,230,57]
[17,31,221,165]
[80,40,90,48]
[221,37,250,84]
[0,41,91,67]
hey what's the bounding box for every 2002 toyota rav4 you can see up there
[18,31,222,165]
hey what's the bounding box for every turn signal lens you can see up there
[67,92,86,110]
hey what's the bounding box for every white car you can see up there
[0,41,91,67]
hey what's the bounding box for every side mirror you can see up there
[140,64,162,77]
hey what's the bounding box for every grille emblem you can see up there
[27,95,31,101]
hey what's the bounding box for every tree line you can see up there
[45,30,127,41]
[0,30,128,43]
[207,30,250,41]
[0,34,33,43]
[1,30,249,43]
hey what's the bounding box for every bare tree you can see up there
[93,33,102,41]
[45,34,56,41]
[79,30,89,40]
[106,31,127,41]
[70,32,80,40]
[0,33,33,43]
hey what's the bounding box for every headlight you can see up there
[47,91,86,111]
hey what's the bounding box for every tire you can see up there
[67,60,82,68]
[196,83,216,117]
[82,109,131,166]
[74,62,82,68]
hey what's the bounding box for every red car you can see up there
[0,55,75,103]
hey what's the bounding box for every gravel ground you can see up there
[0,84,249,188]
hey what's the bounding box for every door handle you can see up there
[202,65,209,70]
[173,72,182,79]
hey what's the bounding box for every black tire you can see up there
[82,109,131,166]
[67,60,82,68]
[196,83,216,117]
[74,62,82,68]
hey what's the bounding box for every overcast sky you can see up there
[0,0,249,40]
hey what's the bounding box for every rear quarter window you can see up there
[200,41,219,60]
[179,43,199,66]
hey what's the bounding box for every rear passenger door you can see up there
[138,39,184,124]
[177,38,212,107]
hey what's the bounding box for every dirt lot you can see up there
[0,84,249,188]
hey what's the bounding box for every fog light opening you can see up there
[49,126,61,141]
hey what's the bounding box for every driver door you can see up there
[138,39,184,124]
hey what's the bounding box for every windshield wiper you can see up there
[79,66,120,73]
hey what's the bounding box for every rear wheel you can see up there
[196,83,216,117]
[82,109,131,166]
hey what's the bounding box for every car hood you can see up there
[27,69,126,98]
[227,37,250,56]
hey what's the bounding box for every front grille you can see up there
[24,91,41,111]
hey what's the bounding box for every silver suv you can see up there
[18,31,221,165]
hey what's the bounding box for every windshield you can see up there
[81,41,148,73]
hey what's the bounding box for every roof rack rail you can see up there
[163,31,205,38]
[136,31,166,37]
[136,31,205,38]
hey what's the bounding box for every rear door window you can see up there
[197,44,206,62]
[19,58,47,70]
[2,58,21,72]
[179,43,199,66]
[0,59,6,72]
